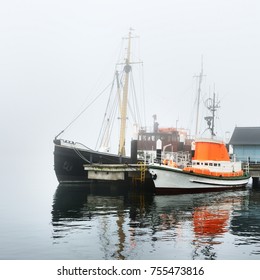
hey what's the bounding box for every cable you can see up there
[55,82,113,139]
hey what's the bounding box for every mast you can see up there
[211,92,216,136]
[195,60,204,136]
[118,30,132,156]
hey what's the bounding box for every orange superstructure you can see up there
[192,139,230,161]
[180,138,245,177]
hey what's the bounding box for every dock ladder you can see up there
[132,161,146,185]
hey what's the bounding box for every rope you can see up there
[95,70,124,150]
[70,141,128,164]
[55,82,113,139]
[72,146,91,163]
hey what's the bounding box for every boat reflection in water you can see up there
[192,199,238,259]
[52,183,260,259]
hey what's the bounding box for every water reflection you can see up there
[52,183,260,259]
[230,188,260,255]
[192,195,241,259]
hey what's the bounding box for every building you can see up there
[229,127,260,163]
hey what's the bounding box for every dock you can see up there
[84,163,150,184]
[246,163,260,186]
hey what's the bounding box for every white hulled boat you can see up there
[148,137,250,194]
[148,67,250,194]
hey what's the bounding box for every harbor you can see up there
[2,2,260,278]
[53,28,257,194]
[52,30,260,194]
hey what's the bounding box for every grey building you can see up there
[229,127,260,163]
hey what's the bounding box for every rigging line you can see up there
[135,74,143,126]
[96,86,119,150]
[129,70,142,125]
[106,96,118,150]
[126,80,136,124]
[130,72,138,123]
[140,62,146,128]
[127,102,135,125]
[95,75,117,149]
[128,94,139,127]
[95,70,124,150]
[126,92,136,125]
[55,81,113,139]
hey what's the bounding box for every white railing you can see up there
[138,150,191,166]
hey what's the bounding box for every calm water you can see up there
[1,177,260,260]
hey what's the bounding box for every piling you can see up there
[131,139,138,164]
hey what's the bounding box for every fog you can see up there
[1,0,260,179]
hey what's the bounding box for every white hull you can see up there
[149,164,250,194]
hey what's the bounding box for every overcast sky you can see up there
[1,0,260,162]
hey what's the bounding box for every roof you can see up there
[229,127,260,145]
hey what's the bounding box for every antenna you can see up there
[204,91,220,137]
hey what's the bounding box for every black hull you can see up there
[54,142,132,183]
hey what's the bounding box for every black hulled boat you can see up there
[53,139,133,182]
[53,30,143,183]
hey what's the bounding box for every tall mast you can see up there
[118,30,132,156]
[195,60,204,136]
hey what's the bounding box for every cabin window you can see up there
[214,163,218,166]
[209,163,213,166]
[205,163,208,166]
